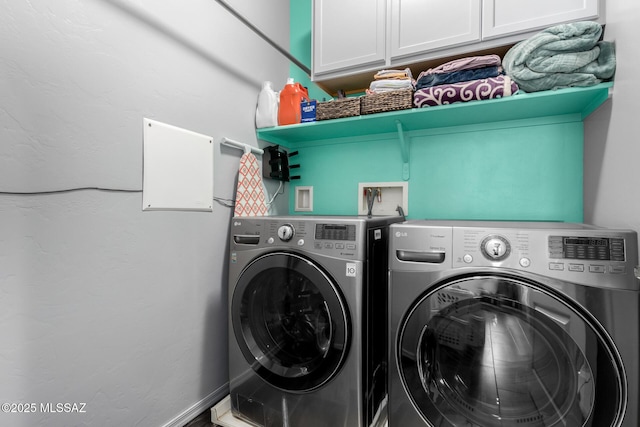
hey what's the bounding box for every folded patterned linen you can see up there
[413,75,518,108]
[420,54,502,75]
[503,21,616,92]
[368,78,414,93]
[415,66,503,90]
[374,68,414,80]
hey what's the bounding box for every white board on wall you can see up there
[142,118,213,211]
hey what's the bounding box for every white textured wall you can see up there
[0,0,289,426]
[584,0,640,237]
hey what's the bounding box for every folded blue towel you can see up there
[415,66,503,90]
[503,21,616,92]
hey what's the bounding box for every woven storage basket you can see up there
[360,89,413,115]
[316,97,361,121]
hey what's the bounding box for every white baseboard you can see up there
[161,382,229,427]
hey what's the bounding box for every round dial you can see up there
[277,224,295,241]
[481,235,511,261]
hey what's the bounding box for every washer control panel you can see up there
[315,223,356,241]
[231,217,373,260]
[313,223,358,253]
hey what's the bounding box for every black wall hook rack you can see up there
[263,145,300,181]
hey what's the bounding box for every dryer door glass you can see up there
[398,274,625,427]
[232,252,349,392]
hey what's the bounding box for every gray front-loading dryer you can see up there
[228,215,402,427]
[388,220,639,427]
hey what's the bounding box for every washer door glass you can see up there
[232,252,350,392]
[398,274,625,427]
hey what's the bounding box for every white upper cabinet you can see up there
[390,0,481,61]
[311,0,604,91]
[312,0,386,76]
[482,0,600,40]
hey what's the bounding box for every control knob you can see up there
[277,224,295,241]
[481,235,511,261]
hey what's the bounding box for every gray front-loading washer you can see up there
[388,220,639,427]
[228,215,402,427]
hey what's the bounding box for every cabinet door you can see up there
[482,0,600,40]
[313,0,386,76]
[390,0,481,61]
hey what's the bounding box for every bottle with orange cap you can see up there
[278,78,309,126]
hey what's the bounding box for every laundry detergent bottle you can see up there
[255,81,278,129]
[278,78,309,126]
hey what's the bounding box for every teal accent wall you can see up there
[284,2,585,222]
[408,121,583,221]
[289,0,330,101]
[286,117,584,222]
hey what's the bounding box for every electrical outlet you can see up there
[358,182,408,216]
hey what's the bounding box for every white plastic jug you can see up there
[255,81,279,128]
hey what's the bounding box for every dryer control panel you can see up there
[549,236,626,261]
[390,220,639,291]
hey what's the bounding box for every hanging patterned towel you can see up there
[234,152,268,216]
